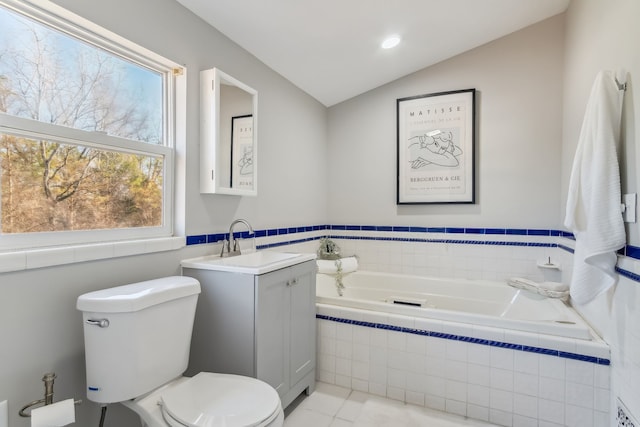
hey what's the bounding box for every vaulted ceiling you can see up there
[176,0,570,106]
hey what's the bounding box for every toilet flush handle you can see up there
[86,318,110,328]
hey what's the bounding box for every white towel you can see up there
[507,278,569,299]
[317,256,358,274]
[564,70,625,305]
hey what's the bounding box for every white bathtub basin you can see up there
[317,270,593,340]
[181,251,315,274]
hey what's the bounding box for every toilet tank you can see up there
[77,276,201,404]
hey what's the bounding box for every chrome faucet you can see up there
[220,218,254,257]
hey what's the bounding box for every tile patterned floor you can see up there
[284,382,499,427]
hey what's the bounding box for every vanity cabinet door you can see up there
[255,268,289,395]
[255,260,316,401]
[288,264,315,386]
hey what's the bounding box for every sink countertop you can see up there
[181,251,317,275]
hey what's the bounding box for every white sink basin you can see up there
[214,251,300,267]
[181,251,316,274]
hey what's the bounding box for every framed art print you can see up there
[397,89,476,204]
[230,114,254,189]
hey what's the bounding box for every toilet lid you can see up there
[160,372,281,427]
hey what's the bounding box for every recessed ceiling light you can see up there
[381,35,401,49]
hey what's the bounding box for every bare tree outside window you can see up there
[0,5,165,235]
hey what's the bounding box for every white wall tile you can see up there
[468,384,491,407]
[319,336,336,356]
[406,390,424,406]
[335,374,351,389]
[446,360,468,383]
[368,364,387,385]
[539,377,565,403]
[352,343,369,363]
[336,340,352,359]
[445,399,467,417]
[513,393,538,419]
[386,386,405,402]
[445,339,468,362]
[351,378,369,393]
[445,380,467,402]
[514,351,539,375]
[387,349,407,370]
[387,330,406,350]
[593,410,609,427]
[491,368,515,391]
[387,368,407,389]
[317,369,335,384]
[352,326,369,345]
[468,344,492,366]
[538,421,564,427]
[491,347,515,370]
[513,414,537,427]
[406,334,426,354]
[0,251,27,272]
[335,357,352,377]
[368,382,386,397]
[425,336,446,358]
[369,329,387,348]
[318,319,337,338]
[489,408,514,427]
[540,356,565,380]
[468,364,491,386]
[336,323,353,341]
[490,389,514,412]
[425,394,446,412]
[315,300,610,427]
[467,404,490,422]
[514,372,538,397]
[26,247,75,268]
[425,355,446,378]
[425,376,446,398]
[405,372,427,394]
[352,361,369,381]
[538,399,564,424]
[564,403,594,427]
[565,381,594,409]
[406,352,425,374]
[565,359,594,386]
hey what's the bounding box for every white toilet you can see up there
[77,276,284,427]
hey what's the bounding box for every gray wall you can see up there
[0,0,327,425]
[3,0,640,425]
[327,15,565,228]
[561,0,640,420]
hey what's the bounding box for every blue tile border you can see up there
[186,225,572,246]
[316,314,610,366]
[185,223,640,284]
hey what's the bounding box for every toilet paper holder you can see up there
[18,373,81,418]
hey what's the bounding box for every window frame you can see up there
[0,0,184,251]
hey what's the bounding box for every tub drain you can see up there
[386,296,427,307]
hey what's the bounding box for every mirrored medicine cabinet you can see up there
[200,68,258,196]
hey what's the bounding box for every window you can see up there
[0,0,183,251]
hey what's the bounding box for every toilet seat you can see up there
[159,372,282,427]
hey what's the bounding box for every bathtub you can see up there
[315,271,610,424]
[316,270,592,340]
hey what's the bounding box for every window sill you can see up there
[0,237,185,273]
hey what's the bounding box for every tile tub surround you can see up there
[186,224,640,285]
[185,223,640,426]
[316,304,611,427]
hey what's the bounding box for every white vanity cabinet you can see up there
[182,259,316,409]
